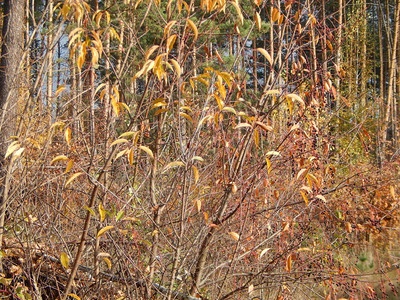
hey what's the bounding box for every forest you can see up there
[0,0,400,299]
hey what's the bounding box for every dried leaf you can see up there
[296,169,308,180]
[255,12,261,31]
[102,257,112,270]
[67,294,81,300]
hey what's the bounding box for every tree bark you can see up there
[0,0,25,258]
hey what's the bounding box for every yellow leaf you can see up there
[119,131,138,139]
[166,35,177,53]
[192,156,204,162]
[186,19,198,41]
[51,155,69,164]
[139,145,154,159]
[234,123,252,129]
[5,141,20,159]
[230,1,243,25]
[229,231,240,241]
[255,121,273,131]
[255,12,261,31]
[345,222,352,233]
[296,168,308,180]
[265,158,272,174]
[390,186,396,199]
[265,89,281,95]
[221,107,237,114]
[192,165,199,183]
[84,206,96,216]
[102,257,112,270]
[254,129,259,147]
[272,7,280,23]
[64,159,74,174]
[194,199,201,212]
[316,195,327,203]
[180,112,193,123]
[55,85,66,97]
[65,127,72,146]
[60,252,69,269]
[99,202,106,222]
[65,172,84,187]
[300,191,309,206]
[170,59,181,78]
[145,45,159,61]
[97,226,114,238]
[67,294,81,300]
[115,149,129,160]
[163,161,185,172]
[286,94,305,109]
[257,48,273,65]
[164,20,177,38]
[110,139,129,146]
[12,148,24,159]
[90,47,99,66]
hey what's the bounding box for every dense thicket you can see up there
[0,0,400,299]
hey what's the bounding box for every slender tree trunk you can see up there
[381,0,400,162]
[335,0,343,108]
[360,0,367,107]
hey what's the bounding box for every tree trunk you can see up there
[0,0,25,252]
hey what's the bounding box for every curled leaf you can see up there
[51,155,69,164]
[139,146,154,159]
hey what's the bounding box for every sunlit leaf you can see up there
[60,252,69,269]
[99,202,106,222]
[65,127,72,146]
[163,161,185,172]
[296,169,308,180]
[67,294,81,300]
[230,1,243,25]
[255,12,261,31]
[192,165,199,183]
[119,131,137,139]
[186,19,198,40]
[255,121,273,132]
[257,48,273,65]
[115,149,129,160]
[192,156,204,162]
[97,226,114,238]
[64,159,74,174]
[51,155,69,164]
[139,146,154,159]
[229,231,240,241]
[194,199,201,212]
[55,85,66,97]
[102,257,112,270]
[265,158,272,174]
[234,123,252,129]
[266,151,281,157]
[170,59,181,78]
[110,139,129,146]
[84,206,96,216]
[286,94,305,109]
[316,195,327,203]
[221,107,237,114]
[5,141,20,159]
[145,45,159,61]
[116,210,124,221]
[259,248,271,258]
[65,172,84,187]
[300,191,309,206]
